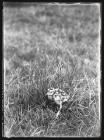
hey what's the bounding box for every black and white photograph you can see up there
[3,2,101,137]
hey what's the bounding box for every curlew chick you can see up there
[46,88,70,118]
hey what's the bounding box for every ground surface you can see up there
[3,3,100,137]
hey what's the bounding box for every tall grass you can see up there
[4,48,100,137]
[4,4,100,137]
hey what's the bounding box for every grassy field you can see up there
[3,3,100,137]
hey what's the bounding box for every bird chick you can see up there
[46,88,70,118]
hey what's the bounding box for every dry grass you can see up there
[3,3,100,137]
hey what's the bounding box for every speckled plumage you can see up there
[46,88,70,117]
